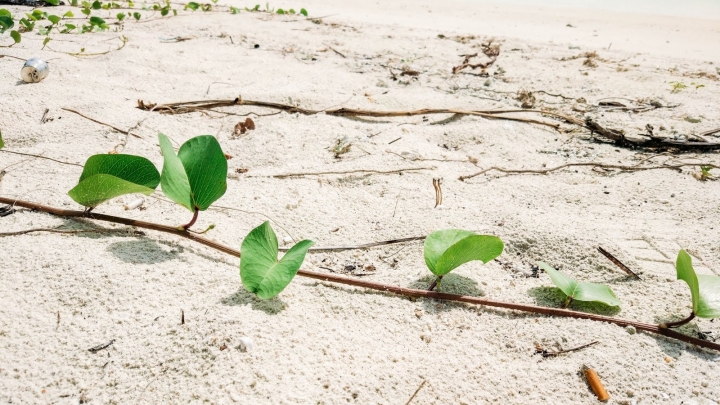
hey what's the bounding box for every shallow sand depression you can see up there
[1,0,720,403]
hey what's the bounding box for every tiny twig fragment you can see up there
[597,247,641,280]
[88,339,115,353]
[405,380,426,405]
[535,341,599,358]
[432,178,443,208]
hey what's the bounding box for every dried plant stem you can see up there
[61,107,142,139]
[0,150,83,167]
[459,162,720,181]
[273,167,433,178]
[1,196,718,352]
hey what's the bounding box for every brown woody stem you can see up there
[1,195,719,353]
[660,312,696,329]
[181,208,199,230]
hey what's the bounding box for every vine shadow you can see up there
[106,239,179,264]
[221,288,287,315]
[410,273,485,313]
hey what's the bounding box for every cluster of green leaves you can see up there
[244,3,307,16]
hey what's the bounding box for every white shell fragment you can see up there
[237,336,255,352]
[124,198,144,210]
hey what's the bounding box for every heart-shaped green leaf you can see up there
[538,262,620,307]
[68,154,160,207]
[424,229,504,276]
[158,133,227,212]
[676,250,720,318]
[240,221,314,299]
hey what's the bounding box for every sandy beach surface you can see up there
[1,0,720,403]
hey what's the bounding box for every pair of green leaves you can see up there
[676,250,720,318]
[538,262,621,307]
[68,134,227,213]
[240,222,314,299]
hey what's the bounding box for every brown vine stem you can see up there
[659,312,696,329]
[272,166,434,178]
[1,195,718,352]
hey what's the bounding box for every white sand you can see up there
[1,1,720,403]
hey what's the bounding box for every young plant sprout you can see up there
[661,250,720,328]
[537,262,620,308]
[240,221,314,299]
[423,229,504,291]
[68,154,160,211]
[158,133,227,230]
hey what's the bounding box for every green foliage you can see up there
[133,12,141,20]
[185,2,199,10]
[300,8,307,16]
[669,81,687,93]
[0,130,4,149]
[676,250,720,318]
[48,15,61,24]
[276,8,285,14]
[158,133,227,213]
[10,30,19,44]
[240,221,314,299]
[538,262,620,307]
[68,154,160,208]
[423,229,504,277]
[45,0,60,4]
[0,10,14,34]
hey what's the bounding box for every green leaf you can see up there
[92,0,102,9]
[89,16,106,26]
[160,8,168,16]
[185,2,199,10]
[133,11,141,20]
[116,12,125,20]
[45,0,59,4]
[158,133,193,211]
[64,10,74,17]
[48,15,61,24]
[240,221,314,299]
[676,250,720,318]
[230,6,239,14]
[158,134,227,211]
[81,7,91,16]
[176,135,227,210]
[42,36,51,49]
[276,8,284,14]
[0,15,14,32]
[423,229,503,276]
[299,8,307,16]
[10,30,20,44]
[0,130,4,149]
[68,154,160,208]
[0,9,11,17]
[538,262,621,307]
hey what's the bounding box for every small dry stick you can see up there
[597,247,641,280]
[582,365,610,401]
[534,341,599,357]
[405,380,426,405]
[273,167,433,178]
[55,311,60,331]
[61,108,142,139]
[181,310,185,325]
[88,339,115,353]
[432,178,443,208]
[0,150,82,167]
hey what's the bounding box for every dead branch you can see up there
[62,108,142,139]
[0,196,718,352]
[459,161,719,181]
[272,166,434,178]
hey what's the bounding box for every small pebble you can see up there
[625,325,636,335]
[282,236,293,245]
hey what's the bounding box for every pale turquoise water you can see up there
[472,0,720,20]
